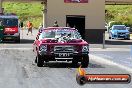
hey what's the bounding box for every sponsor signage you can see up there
[76,67,131,85]
[64,0,88,3]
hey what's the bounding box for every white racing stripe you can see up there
[90,54,132,73]
[0,48,33,50]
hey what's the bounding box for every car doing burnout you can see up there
[109,25,130,40]
[33,27,89,67]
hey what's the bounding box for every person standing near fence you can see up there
[19,20,24,29]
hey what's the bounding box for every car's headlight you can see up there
[82,45,89,52]
[40,45,47,51]
[114,32,117,35]
[14,33,20,36]
[126,32,130,35]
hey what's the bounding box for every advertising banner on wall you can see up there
[64,0,88,3]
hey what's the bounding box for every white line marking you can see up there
[90,48,130,51]
[0,48,33,50]
[90,54,132,73]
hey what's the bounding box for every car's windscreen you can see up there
[0,18,18,27]
[113,26,126,30]
[39,29,82,39]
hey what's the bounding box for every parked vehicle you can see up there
[0,13,20,42]
[33,27,89,67]
[126,27,132,33]
[109,25,130,40]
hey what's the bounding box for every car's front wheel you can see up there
[36,54,44,67]
[81,55,89,68]
[109,33,112,39]
[15,37,20,43]
[125,37,130,40]
[72,57,79,67]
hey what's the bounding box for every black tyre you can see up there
[127,37,130,40]
[72,57,79,67]
[15,37,20,43]
[81,55,89,68]
[124,37,130,40]
[36,54,44,67]
[109,33,111,39]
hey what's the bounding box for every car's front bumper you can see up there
[3,34,20,40]
[39,51,89,59]
[112,34,130,38]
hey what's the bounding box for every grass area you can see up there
[3,3,132,28]
[105,5,132,27]
[3,2,43,28]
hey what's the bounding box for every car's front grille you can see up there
[118,32,125,35]
[54,46,74,52]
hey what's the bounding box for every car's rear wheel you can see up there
[36,54,44,67]
[81,55,89,68]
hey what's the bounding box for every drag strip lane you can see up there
[0,49,131,88]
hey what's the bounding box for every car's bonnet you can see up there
[40,38,88,45]
[112,29,129,33]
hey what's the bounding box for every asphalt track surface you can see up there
[91,49,132,68]
[0,30,131,88]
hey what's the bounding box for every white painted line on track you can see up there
[90,54,132,73]
[90,48,130,51]
[0,48,33,50]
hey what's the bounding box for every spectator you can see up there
[19,20,24,30]
[26,21,33,35]
[66,23,70,27]
[53,21,59,27]
[38,23,43,32]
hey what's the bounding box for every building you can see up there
[45,0,106,43]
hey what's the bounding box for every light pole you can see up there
[108,21,115,33]
[102,31,105,49]
[0,0,3,14]
[41,0,47,28]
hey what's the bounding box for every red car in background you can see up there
[33,27,89,67]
